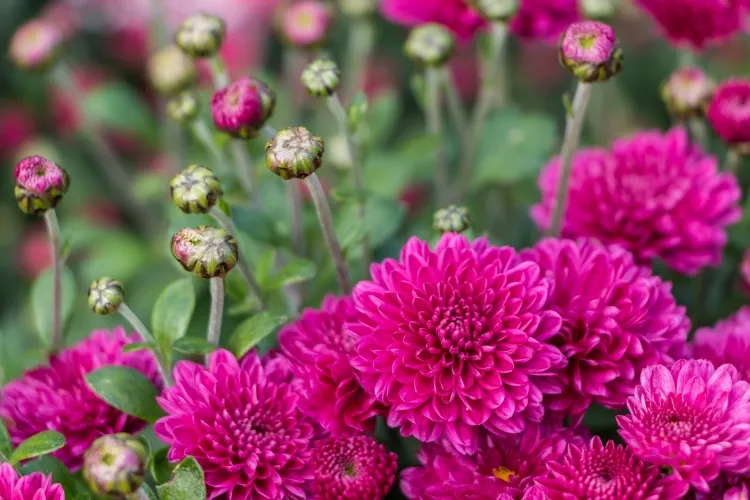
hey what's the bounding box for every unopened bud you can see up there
[167,92,200,123]
[301,59,341,97]
[83,433,147,498]
[147,45,197,96]
[88,277,125,315]
[266,127,325,180]
[14,155,69,215]
[559,21,622,83]
[171,226,238,279]
[404,24,455,67]
[433,205,470,234]
[9,18,63,72]
[175,12,226,58]
[212,77,276,139]
[661,68,714,121]
[170,165,223,214]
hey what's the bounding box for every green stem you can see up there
[725,149,741,173]
[261,124,278,141]
[190,120,231,177]
[425,67,448,206]
[287,182,306,256]
[688,118,709,150]
[209,56,230,88]
[119,303,172,386]
[206,278,225,361]
[342,18,375,100]
[44,210,62,353]
[442,69,468,133]
[230,141,254,197]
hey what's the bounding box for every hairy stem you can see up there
[206,278,225,362]
[119,303,172,386]
[44,210,63,353]
[425,67,448,207]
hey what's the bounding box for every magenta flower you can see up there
[380,0,486,42]
[510,0,581,43]
[536,436,689,499]
[14,155,69,215]
[617,359,750,492]
[154,349,314,500]
[559,21,622,83]
[279,295,386,435]
[311,434,398,499]
[401,423,586,499]
[695,475,750,499]
[693,307,750,382]
[211,77,275,139]
[531,127,742,275]
[520,238,689,418]
[349,233,566,455]
[0,328,160,471]
[9,18,63,71]
[0,462,64,499]
[707,79,750,150]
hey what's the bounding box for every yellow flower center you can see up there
[492,466,516,483]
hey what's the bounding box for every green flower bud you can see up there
[466,0,519,22]
[265,126,325,180]
[175,12,226,58]
[170,164,223,214]
[167,92,200,123]
[404,24,455,67]
[88,277,124,315]
[301,59,341,97]
[171,226,238,279]
[83,433,147,498]
[433,205,471,234]
[147,45,197,96]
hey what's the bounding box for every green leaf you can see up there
[336,195,406,251]
[133,171,169,202]
[20,456,77,496]
[172,337,217,355]
[156,456,207,500]
[217,198,232,217]
[363,91,400,146]
[85,366,165,423]
[82,82,155,143]
[347,92,369,132]
[150,447,175,484]
[30,267,76,346]
[0,417,11,459]
[228,313,287,359]
[10,431,65,465]
[122,342,155,353]
[232,208,281,246]
[152,279,196,352]
[265,258,316,289]
[141,484,159,500]
[254,248,278,287]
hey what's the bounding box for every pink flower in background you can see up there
[707,79,750,149]
[693,307,750,382]
[741,249,750,294]
[0,105,35,158]
[0,328,161,470]
[17,227,53,279]
[380,0,486,42]
[532,127,742,275]
[0,462,64,500]
[510,0,581,43]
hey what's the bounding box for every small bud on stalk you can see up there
[170,165,223,214]
[167,92,200,123]
[175,12,226,58]
[265,127,325,180]
[466,0,519,22]
[404,24,456,68]
[9,18,63,72]
[433,205,471,234]
[559,21,622,83]
[147,45,197,96]
[171,226,238,279]
[83,433,147,498]
[88,277,125,315]
[661,68,714,121]
[280,1,333,50]
[14,155,69,215]
[301,59,342,97]
[212,77,276,139]
[338,0,377,17]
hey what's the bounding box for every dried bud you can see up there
[404,24,455,67]
[661,68,714,121]
[280,1,333,50]
[147,45,197,96]
[212,77,276,139]
[88,277,124,315]
[170,164,223,214]
[433,205,471,234]
[83,433,147,498]
[559,21,622,83]
[266,127,325,180]
[338,0,377,17]
[175,12,226,58]
[9,18,63,72]
[301,59,341,97]
[171,226,238,279]
[466,0,519,22]
[14,155,69,215]
[167,92,200,123]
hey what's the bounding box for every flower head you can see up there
[82,433,148,498]
[559,21,622,83]
[146,45,197,96]
[0,462,64,500]
[170,226,238,279]
[9,18,63,71]
[617,359,750,492]
[169,164,223,214]
[381,0,485,43]
[280,295,386,434]
[154,349,315,499]
[520,238,689,418]
[14,155,69,215]
[707,79,750,152]
[212,77,276,139]
[266,126,325,180]
[466,0,519,22]
[349,233,566,454]
[693,307,750,382]
[662,67,715,121]
[536,437,689,499]
[531,127,742,275]
[301,59,341,97]
[175,12,226,58]
[509,0,581,43]
[167,92,200,124]
[280,1,333,49]
[433,205,471,234]
[404,24,456,67]
[0,328,161,470]
[88,277,125,315]
[311,434,398,499]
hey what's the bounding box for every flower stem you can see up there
[688,118,709,150]
[261,124,278,141]
[725,149,741,173]
[207,278,225,360]
[230,140,255,197]
[442,69,468,134]
[425,67,448,206]
[342,18,375,100]
[209,56,230,88]
[287,182,306,256]
[304,173,351,294]
[44,209,63,353]
[119,303,172,386]
[191,120,231,177]
[546,82,593,237]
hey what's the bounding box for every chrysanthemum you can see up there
[0,462,64,499]
[311,434,398,499]
[536,437,689,499]
[531,127,741,275]
[520,238,689,418]
[154,349,314,500]
[510,0,581,43]
[279,295,385,435]
[707,79,750,151]
[380,0,486,43]
[693,307,750,381]
[617,359,750,492]
[695,474,750,499]
[0,328,161,470]
[401,423,586,499]
[349,233,566,455]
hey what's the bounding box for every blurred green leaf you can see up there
[150,447,175,484]
[172,337,216,355]
[228,313,287,359]
[265,257,316,289]
[31,267,76,347]
[82,82,155,143]
[348,92,368,132]
[232,208,281,246]
[78,230,150,284]
[10,431,65,465]
[122,342,155,353]
[133,171,169,202]
[152,278,196,353]
[156,456,207,500]
[336,195,406,251]
[254,248,278,286]
[365,135,440,197]
[20,456,77,496]
[85,366,164,423]
[0,418,11,460]
[364,91,400,146]
[730,196,750,248]
[142,484,159,500]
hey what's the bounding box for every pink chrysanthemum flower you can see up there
[634,0,747,50]
[510,0,581,43]
[520,238,689,418]
[617,359,750,492]
[536,436,689,499]
[0,328,160,471]
[311,434,398,499]
[693,307,750,381]
[154,349,314,500]
[401,423,586,499]
[531,127,742,275]
[707,79,750,151]
[279,295,386,435]
[211,77,275,139]
[349,233,566,455]
[279,0,332,49]
[695,474,750,499]
[380,0,486,43]
[0,462,64,499]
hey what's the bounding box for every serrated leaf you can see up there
[31,267,76,347]
[228,313,287,359]
[10,431,65,465]
[150,447,175,484]
[20,456,77,496]
[156,456,206,500]
[172,337,217,355]
[85,366,164,423]
[82,82,155,143]
[265,258,316,289]
[152,279,196,353]
[122,342,155,353]
[0,417,11,459]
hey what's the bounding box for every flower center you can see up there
[343,462,356,477]
[493,466,516,483]
[430,297,486,359]
[578,34,596,49]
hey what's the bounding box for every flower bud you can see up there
[171,226,238,279]
[9,18,63,72]
[212,77,276,139]
[433,205,470,234]
[14,155,69,215]
[708,79,750,152]
[559,21,622,83]
[660,68,714,121]
[175,12,226,58]
[147,45,197,96]
[266,126,325,180]
[404,24,455,67]
[83,433,147,498]
[167,92,200,123]
[280,1,333,50]
[338,0,377,17]
[170,164,223,214]
[466,0,519,22]
[88,277,124,315]
[301,59,341,97]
